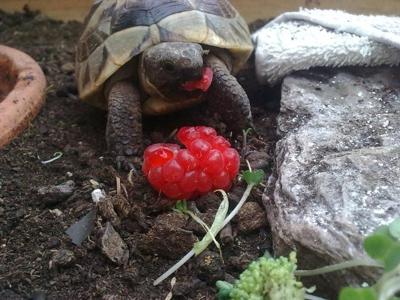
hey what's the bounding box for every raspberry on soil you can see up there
[143,126,240,200]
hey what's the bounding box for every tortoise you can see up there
[76,0,254,169]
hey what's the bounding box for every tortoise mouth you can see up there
[181,67,213,92]
[155,67,213,103]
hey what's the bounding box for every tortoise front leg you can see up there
[106,80,142,170]
[205,55,253,133]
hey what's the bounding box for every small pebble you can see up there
[99,222,129,265]
[46,237,61,249]
[37,180,75,206]
[49,249,76,268]
[61,62,75,73]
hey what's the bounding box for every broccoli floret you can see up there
[217,252,305,300]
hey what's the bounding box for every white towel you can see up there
[253,9,400,85]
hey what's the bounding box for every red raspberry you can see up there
[142,127,240,200]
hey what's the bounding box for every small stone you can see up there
[91,189,106,203]
[219,223,234,245]
[0,207,4,216]
[46,237,61,249]
[99,222,129,265]
[236,202,266,233]
[49,209,63,217]
[50,249,76,268]
[98,197,120,227]
[61,62,75,73]
[38,180,75,205]
[112,194,131,218]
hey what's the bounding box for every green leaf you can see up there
[339,287,377,300]
[364,233,395,261]
[193,190,229,256]
[174,200,187,213]
[187,210,222,258]
[216,281,233,300]
[389,219,400,241]
[383,244,400,272]
[242,169,265,186]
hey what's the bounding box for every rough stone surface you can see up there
[99,222,129,265]
[265,67,400,292]
[49,249,76,269]
[37,180,75,205]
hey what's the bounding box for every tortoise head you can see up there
[140,42,211,102]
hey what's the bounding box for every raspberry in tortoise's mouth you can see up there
[181,67,213,92]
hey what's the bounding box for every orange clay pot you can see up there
[0,45,46,148]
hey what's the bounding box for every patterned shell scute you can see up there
[76,0,253,107]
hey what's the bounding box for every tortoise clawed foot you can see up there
[114,145,142,172]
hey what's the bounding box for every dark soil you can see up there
[0,9,279,299]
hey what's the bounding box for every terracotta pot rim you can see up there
[0,45,46,148]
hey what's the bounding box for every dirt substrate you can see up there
[0,9,279,299]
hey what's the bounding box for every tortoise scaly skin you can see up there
[76,0,254,169]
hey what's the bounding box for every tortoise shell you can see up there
[76,0,253,108]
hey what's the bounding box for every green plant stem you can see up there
[186,210,223,259]
[222,183,254,228]
[295,259,383,277]
[154,183,256,286]
[153,249,195,286]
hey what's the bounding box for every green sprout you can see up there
[153,168,265,286]
[217,252,306,300]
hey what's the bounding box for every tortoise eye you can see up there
[162,61,175,72]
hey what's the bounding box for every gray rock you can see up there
[49,249,76,268]
[266,67,400,293]
[99,222,129,265]
[38,180,75,205]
